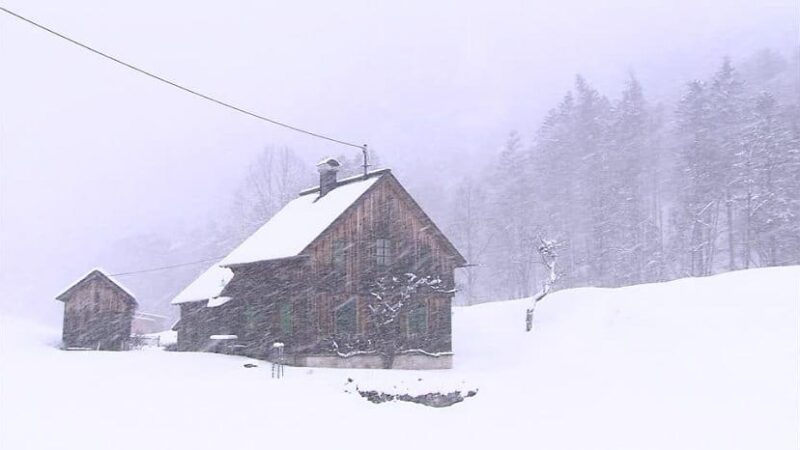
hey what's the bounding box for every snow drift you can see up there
[1,266,797,450]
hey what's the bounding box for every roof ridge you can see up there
[56,268,137,303]
[172,169,390,301]
[299,168,391,196]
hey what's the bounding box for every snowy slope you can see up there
[1,266,798,450]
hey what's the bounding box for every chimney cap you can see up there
[316,157,341,171]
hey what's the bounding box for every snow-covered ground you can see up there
[1,267,798,450]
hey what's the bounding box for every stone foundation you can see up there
[294,353,453,370]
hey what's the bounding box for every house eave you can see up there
[221,254,310,270]
[298,168,391,197]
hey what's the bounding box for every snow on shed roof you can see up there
[133,311,168,320]
[171,170,386,305]
[56,268,137,304]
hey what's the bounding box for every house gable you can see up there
[297,171,466,323]
[302,172,466,274]
[376,174,467,267]
[56,269,137,307]
[63,277,135,315]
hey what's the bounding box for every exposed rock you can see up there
[356,388,478,408]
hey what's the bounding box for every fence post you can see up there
[271,342,285,379]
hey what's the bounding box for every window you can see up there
[243,304,259,336]
[318,295,333,334]
[376,239,392,267]
[407,302,428,335]
[332,239,347,272]
[279,302,293,335]
[334,298,357,335]
[384,198,396,221]
[93,291,101,314]
[418,243,432,270]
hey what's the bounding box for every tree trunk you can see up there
[726,190,736,271]
[744,190,752,269]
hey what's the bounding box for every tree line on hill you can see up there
[445,48,800,303]
[106,48,798,312]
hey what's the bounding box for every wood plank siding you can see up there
[175,171,464,363]
[58,270,136,350]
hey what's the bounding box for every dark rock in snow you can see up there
[356,388,478,408]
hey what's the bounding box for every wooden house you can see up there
[172,160,466,369]
[56,269,138,350]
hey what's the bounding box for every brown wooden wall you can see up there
[304,175,457,349]
[179,173,460,359]
[62,277,135,350]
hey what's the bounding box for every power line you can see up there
[111,256,227,277]
[0,5,367,150]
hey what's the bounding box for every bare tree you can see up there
[525,238,560,332]
[366,273,450,368]
[230,146,313,238]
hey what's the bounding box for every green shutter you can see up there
[333,240,346,272]
[334,299,357,335]
[408,303,428,335]
[280,302,293,335]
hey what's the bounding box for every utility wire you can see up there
[2,6,372,277]
[0,6,367,150]
[111,256,227,277]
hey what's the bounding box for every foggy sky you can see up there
[1,0,796,322]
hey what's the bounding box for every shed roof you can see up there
[56,268,137,306]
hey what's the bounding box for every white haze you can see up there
[0,0,796,323]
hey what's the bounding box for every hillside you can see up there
[1,266,798,450]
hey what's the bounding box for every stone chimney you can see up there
[317,157,341,197]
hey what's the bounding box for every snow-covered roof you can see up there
[171,264,233,305]
[171,170,387,305]
[207,296,232,308]
[133,312,168,320]
[56,268,137,305]
[221,171,384,266]
[209,335,238,340]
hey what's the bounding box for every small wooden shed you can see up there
[56,269,138,350]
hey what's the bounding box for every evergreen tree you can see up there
[740,93,800,266]
[486,130,540,298]
[708,58,747,271]
[531,92,579,288]
[574,76,614,285]
[606,74,648,285]
[674,80,718,276]
[448,175,488,304]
